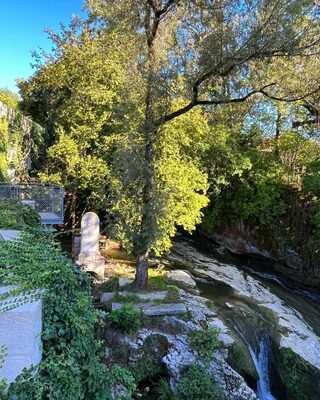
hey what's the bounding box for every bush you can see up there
[109,303,142,334]
[107,364,136,398]
[188,328,221,361]
[0,231,110,399]
[176,363,223,400]
[0,200,41,229]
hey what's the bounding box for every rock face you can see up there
[169,241,320,372]
[105,287,257,400]
[210,225,320,287]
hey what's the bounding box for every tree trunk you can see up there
[133,5,159,290]
[134,251,149,291]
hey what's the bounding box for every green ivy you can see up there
[0,231,111,400]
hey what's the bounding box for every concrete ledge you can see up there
[0,286,42,383]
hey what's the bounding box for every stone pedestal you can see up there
[76,212,105,279]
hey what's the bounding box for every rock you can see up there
[122,290,168,301]
[106,286,257,400]
[100,292,115,303]
[166,270,197,290]
[169,241,320,372]
[101,290,168,304]
[119,278,134,287]
[111,302,187,316]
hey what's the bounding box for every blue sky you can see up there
[0,0,84,92]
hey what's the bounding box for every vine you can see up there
[0,231,112,400]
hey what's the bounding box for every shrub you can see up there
[0,231,110,399]
[107,364,136,398]
[176,363,223,400]
[109,303,142,334]
[188,328,221,361]
[130,353,158,383]
[0,200,41,229]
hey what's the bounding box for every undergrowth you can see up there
[0,231,113,400]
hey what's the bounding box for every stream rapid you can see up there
[170,235,320,400]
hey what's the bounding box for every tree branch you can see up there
[260,86,320,103]
[155,84,320,128]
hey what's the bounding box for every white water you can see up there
[248,336,277,400]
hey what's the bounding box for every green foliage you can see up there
[175,363,223,400]
[130,353,158,383]
[278,348,314,400]
[148,267,170,290]
[154,377,174,400]
[106,364,136,398]
[113,292,144,303]
[230,344,257,379]
[0,232,111,399]
[109,303,142,334]
[188,328,221,361]
[0,200,41,229]
[103,276,120,291]
[111,109,209,256]
[0,89,19,109]
[164,286,180,302]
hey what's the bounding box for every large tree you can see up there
[85,0,320,289]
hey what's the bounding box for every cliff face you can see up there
[208,221,320,287]
[0,101,43,180]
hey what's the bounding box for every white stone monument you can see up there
[77,212,105,279]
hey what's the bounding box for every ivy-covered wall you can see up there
[0,101,43,182]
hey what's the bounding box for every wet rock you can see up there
[169,241,320,372]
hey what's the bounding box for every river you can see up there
[168,235,320,400]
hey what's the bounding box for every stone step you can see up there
[111,302,187,316]
[101,290,168,303]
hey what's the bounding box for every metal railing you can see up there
[0,183,64,223]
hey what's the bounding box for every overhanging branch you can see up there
[155,84,320,127]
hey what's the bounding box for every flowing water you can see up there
[171,235,320,400]
[245,335,276,400]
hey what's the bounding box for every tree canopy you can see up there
[19,0,320,288]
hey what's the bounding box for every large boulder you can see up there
[166,270,197,291]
